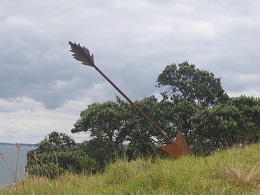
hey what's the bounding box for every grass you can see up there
[0,144,24,194]
[0,144,259,194]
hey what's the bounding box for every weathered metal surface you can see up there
[69,42,95,66]
[160,131,193,158]
[69,41,193,158]
[175,131,193,156]
[160,142,183,158]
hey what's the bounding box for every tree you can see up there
[79,138,123,170]
[156,62,229,146]
[164,99,199,144]
[36,131,76,153]
[156,61,229,107]
[71,96,165,159]
[118,96,163,159]
[27,131,97,178]
[192,96,260,154]
[72,100,125,144]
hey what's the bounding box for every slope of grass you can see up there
[1,144,259,194]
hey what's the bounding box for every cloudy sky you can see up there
[0,0,259,144]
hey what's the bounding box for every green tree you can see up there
[156,62,229,146]
[79,138,123,170]
[71,99,127,163]
[72,100,125,144]
[27,131,97,178]
[118,96,163,159]
[71,96,165,160]
[36,131,76,152]
[163,99,199,144]
[192,96,260,154]
[156,61,229,107]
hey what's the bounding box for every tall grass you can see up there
[0,144,24,194]
[1,144,259,194]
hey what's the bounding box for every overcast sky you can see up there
[0,0,259,144]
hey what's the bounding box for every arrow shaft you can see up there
[93,65,173,144]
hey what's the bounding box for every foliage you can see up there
[72,100,125,144]
[161,99,199,144]
[156,61,229,107]
[26,131,97,179]
[192,96,260,154]
[118,96,165,159]
[72,96,164,160]
[79,137,123,170]
[156,62,230,148]
[36,131,75,153]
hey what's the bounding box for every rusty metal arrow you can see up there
[68,41,193,158]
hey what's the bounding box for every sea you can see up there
[0,143,36,187]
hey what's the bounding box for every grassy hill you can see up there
[1,144,259,194]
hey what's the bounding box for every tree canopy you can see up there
[72,100,125,144]
[192,96,260,154]
[27,131,97,178]
[156,62,229,107]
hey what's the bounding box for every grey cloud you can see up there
[1,0,260,143]
[1,0,260,111]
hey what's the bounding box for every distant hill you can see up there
[0,142,37,147]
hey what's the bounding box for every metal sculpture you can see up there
[69,41,193,158]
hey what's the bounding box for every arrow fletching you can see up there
[69,41,95,67]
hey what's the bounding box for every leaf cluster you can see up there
[156,61,229,107]
[26,132,98,179]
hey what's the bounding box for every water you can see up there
[0,144,35,187]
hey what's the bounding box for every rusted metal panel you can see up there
[160,131,193,158]
[175,131,193,156]
[159,142,183,158]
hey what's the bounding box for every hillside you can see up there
[1,144,259,194]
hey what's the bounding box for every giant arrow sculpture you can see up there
[69,41,193,158]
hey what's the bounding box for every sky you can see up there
[0,0,260,144]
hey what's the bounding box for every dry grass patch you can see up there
[214,163,260,189]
